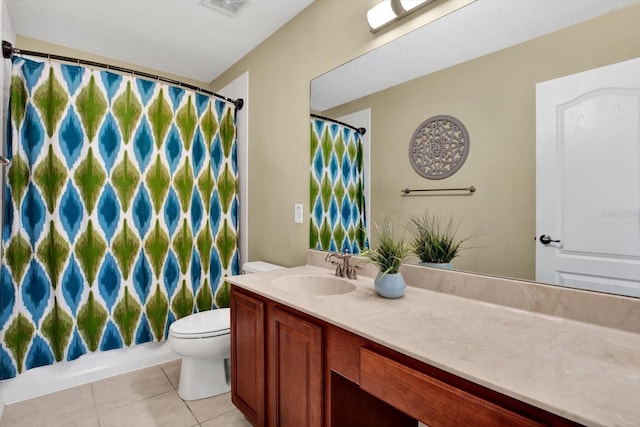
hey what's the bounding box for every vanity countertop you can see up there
[226,265,640,427]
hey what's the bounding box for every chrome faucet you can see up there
[324,250,359,280]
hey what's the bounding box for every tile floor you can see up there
[0,360,251,427]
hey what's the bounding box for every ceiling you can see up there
[311,0,640,111]
[6,0,315,84]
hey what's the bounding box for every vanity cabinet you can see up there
[231,287,322,427]
[231,286,582,427]
[230,289,265,426]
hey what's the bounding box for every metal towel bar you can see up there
[401,186,476,195]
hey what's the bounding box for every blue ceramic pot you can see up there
[374,272,406,299]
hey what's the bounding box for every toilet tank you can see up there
[242,261,285,274]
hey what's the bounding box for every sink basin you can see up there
[271,275,356,295]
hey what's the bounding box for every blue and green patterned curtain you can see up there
[310,117,368,254]
[0,57,239,379]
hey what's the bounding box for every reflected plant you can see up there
[407,211,477,264]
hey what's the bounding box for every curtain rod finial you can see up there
[234,98,244,111]
[2,40,13,59]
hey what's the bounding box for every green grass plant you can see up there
[363,217,410,275]
[407,211,475,264]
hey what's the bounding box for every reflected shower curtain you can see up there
[0,56,239,379]
[310,117,368,254]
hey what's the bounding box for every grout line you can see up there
[94,366,176,414]
[159,360,179,390]
[196,401,239,425]
[98,388,176,416]
[183,401,200,425]
[89,382,102,427]
[157,362,202,426]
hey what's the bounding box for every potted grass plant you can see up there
[407,211,475,269]
[363,217,411,298]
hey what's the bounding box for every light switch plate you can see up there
[294,203,303,223]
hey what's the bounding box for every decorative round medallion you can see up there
[408,115,470,180]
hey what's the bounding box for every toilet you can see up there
[168,308,231,400]
[242,261,286,275]
[168,261,284,400]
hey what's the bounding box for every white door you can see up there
[536,58,640,297]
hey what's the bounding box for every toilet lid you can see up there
[169,308,230,338]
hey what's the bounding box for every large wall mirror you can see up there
[310,0,640,297]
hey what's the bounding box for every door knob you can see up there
[539,235,561,245]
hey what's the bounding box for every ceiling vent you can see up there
[201,0,251,17]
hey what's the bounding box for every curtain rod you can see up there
[310,113,366,135]
[1,40,244,111]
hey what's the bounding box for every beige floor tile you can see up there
[185,391,236,423]
[59,416,100,427]
[91,365,174,413]
[200,408,252,427]
[98,390,197,427]
[159,358,182,389]
[0,384,96,427]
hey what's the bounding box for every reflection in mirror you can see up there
[310,0,640,297]
[309,114,369,255]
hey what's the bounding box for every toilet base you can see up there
[177,356,231,401]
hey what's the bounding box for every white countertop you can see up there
[226,265,640,427]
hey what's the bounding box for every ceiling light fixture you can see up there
[366,0,398,32]
[367,0,435,32]
[397,0,431,13]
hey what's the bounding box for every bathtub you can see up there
[0,341,179,407]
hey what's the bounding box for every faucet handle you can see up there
[345,264,360,280]
[324,252,339,265]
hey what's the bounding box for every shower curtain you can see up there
[310,117,368,254]
[0,56,239,379]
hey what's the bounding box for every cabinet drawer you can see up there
[360,348,543,427]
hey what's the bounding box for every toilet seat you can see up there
[169,308,230,339]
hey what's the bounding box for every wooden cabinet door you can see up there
[268,307,322,427]
[231,288,265,426]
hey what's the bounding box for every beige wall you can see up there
[10,1,474,271]
[326,4,640,279]
[14,1,638,273]
[214,1,640,274]
[14,35,209,89]
[211,0,475,267]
